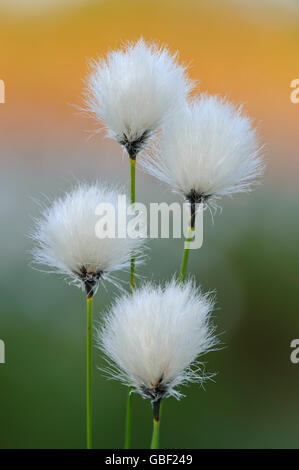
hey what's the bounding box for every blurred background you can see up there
[0,0,299,449]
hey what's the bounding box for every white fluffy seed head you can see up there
[31,183,145,294]
[97,279,218,401]
[141,94,264,205]
[85,38,193,157]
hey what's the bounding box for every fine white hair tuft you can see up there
[97,279,218,402]
[31,183,145,295]
[85,38,193,158]
[141,94,264,206]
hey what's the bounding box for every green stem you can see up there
[124,389,132,449]
[130,156,136,292]
[150,418,160,449]
[86,296,93,449]
[124,156,136,449]
[179,225,194,282]
[130,156,136,206]
[150,399,161,449]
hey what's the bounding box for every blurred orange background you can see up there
[0,0,298,170]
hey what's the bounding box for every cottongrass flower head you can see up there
[97,279,218,415]
[142,94,264,210]
[85,38,193,158]
[31,183,145,296]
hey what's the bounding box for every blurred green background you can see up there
[0,0,299,449]
[0,163,299,448]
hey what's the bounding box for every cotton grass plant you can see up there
[141,95,264,281]
[85,37,193,447]
[85,37,192,291]
[31,182,144,449]
[31,37,264,449]
[97,279,218,449]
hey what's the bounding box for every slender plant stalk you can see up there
[150,419,160,449]
[151,398,161,449]
[150,400,161,449]
[179,224,194,282]
[124,155,136,449]
[86,296,93,449]
[130,156,136,292]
